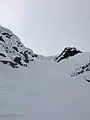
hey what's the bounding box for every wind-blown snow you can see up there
[0,26,90,120]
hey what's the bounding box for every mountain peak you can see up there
[0,26,40,68]
[0,26,83,68]
[54,47,82,62]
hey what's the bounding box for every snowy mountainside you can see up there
[0,26,46,68]
[0,26,82,68]
[0,26,90,120]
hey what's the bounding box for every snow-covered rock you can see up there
[54,47,82,62]
[0,26,41,67]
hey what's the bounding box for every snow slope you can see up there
[0,26,90,120]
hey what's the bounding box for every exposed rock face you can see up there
[0,25,40,68]
[54,47,82,62]
[71,61,90,77]
[0,60,18,68]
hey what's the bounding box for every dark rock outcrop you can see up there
[0,53,6,57]
[14,57,23,66]
[54,47,82,62]
[0,60,18,68]
[2,32,12,39]
[0,36,5,42]
[71,61,90,77]
[12,46,18,52]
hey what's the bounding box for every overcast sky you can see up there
[0,0,90,55]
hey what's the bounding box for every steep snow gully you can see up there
[0,26,90,120]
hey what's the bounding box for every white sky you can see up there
[0,0,90,55]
